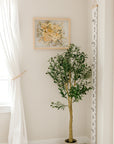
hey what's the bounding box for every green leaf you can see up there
[50,101,68,110]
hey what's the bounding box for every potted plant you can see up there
[46,44,92,144]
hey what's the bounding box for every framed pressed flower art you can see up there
[33,17,71,49]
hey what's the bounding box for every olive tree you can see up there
[46,44,92,143]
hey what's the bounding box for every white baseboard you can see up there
[29,137,90,144]
[0,137,90,144]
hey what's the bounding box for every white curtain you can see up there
[97,0,114,144]
[0,0,28,144]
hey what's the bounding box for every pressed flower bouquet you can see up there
[33,17,71,49]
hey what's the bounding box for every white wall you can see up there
[0,0,91,142]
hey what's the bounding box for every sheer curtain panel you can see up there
[0,0,28,144]
[97,0,114,144]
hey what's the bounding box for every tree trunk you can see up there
[68,97,73,143]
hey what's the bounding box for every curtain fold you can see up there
[0,0,28,144]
